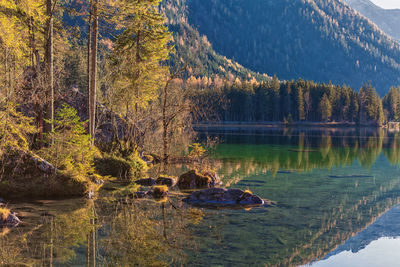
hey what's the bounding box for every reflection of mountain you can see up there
[325,204,400,258]
[190,128,400,266]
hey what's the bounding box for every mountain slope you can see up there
[160,0,269,81]
[179,0,400,94]
[344,0,400,41]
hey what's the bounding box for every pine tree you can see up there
[271,74,280,121]
[110,0,170,113]
[109,0,171,150]
[319,93,332,122]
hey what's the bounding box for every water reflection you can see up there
[0,199,93,266]
[308,205,400,267]
[2,128,400,266]
[0,197,200,266]
[186,127,400,266]
[197,127,400,185]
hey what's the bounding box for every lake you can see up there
[2,127,400,266]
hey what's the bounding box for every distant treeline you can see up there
[193,75,400,125]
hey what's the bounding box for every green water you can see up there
[3,127,400,266]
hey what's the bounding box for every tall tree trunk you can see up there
[87,0,92,124]
[5,47,8,97]
[89,0,98,143]
[45,0,54,134]
[162,81,168,162]
[30,16,44,143]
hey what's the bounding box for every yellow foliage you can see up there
[0,207,10,221]
[0,100,36,158]
[0,0,45,62]
[244,189,253,195]
[188,143,206,159]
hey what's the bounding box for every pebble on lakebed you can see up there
[183,188,268,207]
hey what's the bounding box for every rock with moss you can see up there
[0,150,97,199]
[177,170,222,189]
[183,188,265,207]
[94,153,148,181]
[156,176,177,187]
[152,185,169,198]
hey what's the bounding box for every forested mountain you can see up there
[169,0,400,95]
[160,0,268,81]
[344,0,400,40]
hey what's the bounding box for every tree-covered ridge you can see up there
[183,0,400,95]
[159,0,269,82]
[344,0,400,41]
[196,77,386,125]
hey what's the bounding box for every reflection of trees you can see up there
[212,129,399,185]
[194,159,400,266]
[383,133,400,165]
[0,199,93,265]
[99,200,200,266]
[182,128,400,266]
[0,197,202,266]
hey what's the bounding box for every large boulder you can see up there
[183,188,265,207]
[177,170,222,189]
[0,151,95,198]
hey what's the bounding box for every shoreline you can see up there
[194,121,396,129]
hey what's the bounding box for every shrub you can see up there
[94,152,147,181]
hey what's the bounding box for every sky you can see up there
[370,0,400,9]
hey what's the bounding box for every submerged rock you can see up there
[5,212,20,227]
[0,210,20,228]
[177,170,222,189]
[183,188,264,207]
[131,191,150,199]
[156,176,177,187]
[135,178,156,186]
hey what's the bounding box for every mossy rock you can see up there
[152,185,169,198]
[0,151,96,199]
[94,153,147,181]
[177,170,212,189]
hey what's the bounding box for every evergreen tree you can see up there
[271,74,280,121]
[110,0,171,114]
[319,93,332,122]
[109,0,171,150]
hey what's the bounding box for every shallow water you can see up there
[3,127,400,266]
